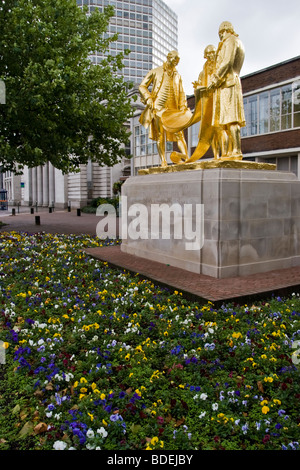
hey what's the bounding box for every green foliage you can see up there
[112,180,124,195]
[81,196,119,213]
[0,0,134,174]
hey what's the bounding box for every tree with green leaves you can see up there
[0,0,134,174]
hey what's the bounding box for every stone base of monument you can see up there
[121,162,300,279]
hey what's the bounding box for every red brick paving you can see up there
[1,209,300,304]
[85,245,300,304]
[0,209,101,235]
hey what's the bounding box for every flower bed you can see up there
[0,231,299,450]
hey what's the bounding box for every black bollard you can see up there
[49,207,52,213]
[30,207,34,214]
[35,216,40,225]
[12,208,15,216]
[77,208,81,216]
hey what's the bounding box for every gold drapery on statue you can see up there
[161,86,212,163]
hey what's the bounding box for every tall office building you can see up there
[76,0,178,85]
[2,0,179,207]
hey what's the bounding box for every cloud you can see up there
[166,0,300,94]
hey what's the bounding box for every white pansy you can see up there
[97,427,108,438]
[53,440,67,450]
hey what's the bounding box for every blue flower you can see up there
[242,423,249,434]
[110,413,122,422]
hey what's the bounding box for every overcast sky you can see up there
[165,0,300,95]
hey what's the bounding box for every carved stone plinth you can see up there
[121,167,300,278]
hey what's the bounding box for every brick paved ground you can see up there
[0,208,101,235]
[85,245,300,305]
[1,208,300,304]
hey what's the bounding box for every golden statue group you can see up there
[139,21,246,168]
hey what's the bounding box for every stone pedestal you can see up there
[121,165,300,278]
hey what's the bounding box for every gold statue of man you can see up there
[139,50,189,167]
[208,21,246,160]
[191,44,223,161]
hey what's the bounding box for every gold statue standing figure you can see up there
[208,21,246,160]
[188,44,223,162]
[139,50,189,167]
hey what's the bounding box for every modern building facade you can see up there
[0,0,178,207]
[76,0,178,85]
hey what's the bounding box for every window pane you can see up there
[277,158,289,171]
[291,156,298,176]
[259,92,269,134]
[270,88,280,132]
[293,81,300,128]
[294,112,300,128]
[281,85,292,130]
[191,121,200,147]
[249,96,258,135]
[241,98,248,137]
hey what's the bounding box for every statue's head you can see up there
[218,21,236,39]
[204,45,216,60]
[166,50,180,67]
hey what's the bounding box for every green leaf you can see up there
[12,404,20,415]
[130,424,142,435]
[18,421,34,438]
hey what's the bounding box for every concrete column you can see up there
[49,164,55,208]
[31,167,37,206]
[42,164,49,207]
[54,168,68,209]
[37,166,43,206]
[22,167,32,206]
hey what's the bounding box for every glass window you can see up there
[249,96,258,135]
[281,85,292,130]
[277,158,289,171]
[270,88,280,132]
[241,98,248,137]
[191,122,200,147]
[291,156,298,176]
[293,80,300,128]
[259,92,269,134]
